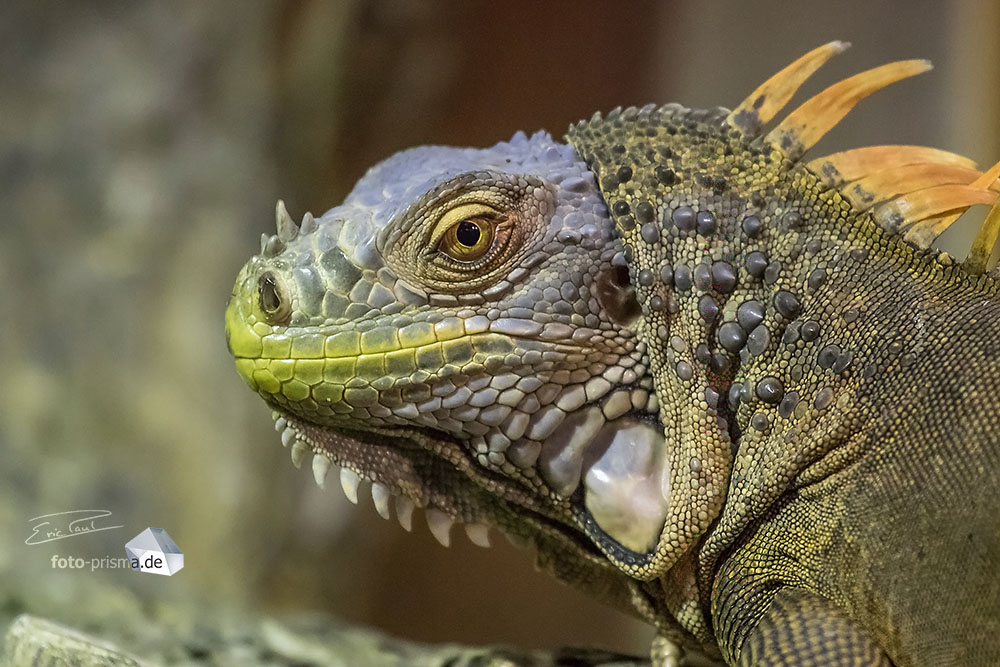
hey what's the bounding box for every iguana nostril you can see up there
[257,272,290,324]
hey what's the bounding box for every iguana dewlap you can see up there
[225,42,1000,666]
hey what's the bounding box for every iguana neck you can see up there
[568,103,996,641]
[697,188,1000,622]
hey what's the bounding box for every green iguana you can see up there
[225,42,1000,666]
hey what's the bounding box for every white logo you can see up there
[124,527,184,576]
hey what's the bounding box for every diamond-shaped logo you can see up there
[125,527,183,576]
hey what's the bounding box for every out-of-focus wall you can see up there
[1,0,996,657]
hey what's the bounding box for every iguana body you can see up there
[226,43,1000,666]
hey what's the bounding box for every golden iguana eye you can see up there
[440,217,496,262]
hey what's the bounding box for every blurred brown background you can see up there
[2,0,998,658]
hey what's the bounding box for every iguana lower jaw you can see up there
[272,411,552,548]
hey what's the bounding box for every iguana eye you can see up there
[431,202,509,266]
[384,175,551,293]
[439,217,496,262]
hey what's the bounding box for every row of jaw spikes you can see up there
[260,200,319,257]
[272,413,491,549]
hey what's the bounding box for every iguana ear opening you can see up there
[596,264,641,328]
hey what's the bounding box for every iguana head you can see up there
[225,130,676,618]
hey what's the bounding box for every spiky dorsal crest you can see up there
[727,41,850,136]
[731,43,1000,273]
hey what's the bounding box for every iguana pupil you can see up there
[455,219,481,247]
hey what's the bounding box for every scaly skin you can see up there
[227,44,1000,666]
